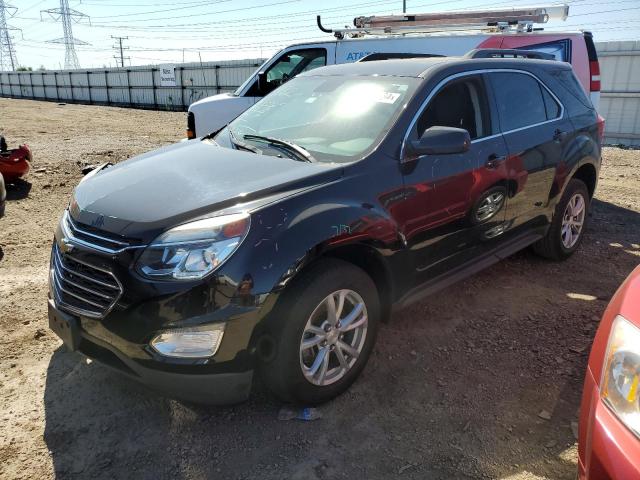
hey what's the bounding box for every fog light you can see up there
[150,324,225,358]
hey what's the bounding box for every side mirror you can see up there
[257,71,268,95]
[404,126,471,161]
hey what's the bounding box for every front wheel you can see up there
[260,259,380,405]
[533,178,590,260]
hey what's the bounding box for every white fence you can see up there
[597,41,640,147]
[0,59,263,111]
[1,44,639,145]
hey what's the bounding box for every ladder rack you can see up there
[317,4,569,39]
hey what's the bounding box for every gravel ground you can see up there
[0,98,639,480]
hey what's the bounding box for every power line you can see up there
[93,0,231,19]
[41,0,90,69]
[0,0,19,70]
[111,35,129,67]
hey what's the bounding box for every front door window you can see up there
[250,48,326,96]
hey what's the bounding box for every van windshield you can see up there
[221,75,420,163]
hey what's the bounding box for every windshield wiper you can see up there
[228,128,261,154]
[243,134,316,163]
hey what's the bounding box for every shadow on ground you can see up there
[43,200,640,480]
[6,179,32,201]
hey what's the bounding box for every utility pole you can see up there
[0,0,19,71]
[111,35,130,68]
[41,0,90,70]
[403,0,406,13]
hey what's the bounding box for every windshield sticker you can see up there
[305,97,317,103]
[376,92,401,104]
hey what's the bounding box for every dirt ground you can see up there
[0,97,638,480]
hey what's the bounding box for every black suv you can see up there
[48,56,602,405]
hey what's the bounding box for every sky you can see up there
[3,0,640,69]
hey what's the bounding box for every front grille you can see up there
[64,212,132,253]
[51,243,123,318]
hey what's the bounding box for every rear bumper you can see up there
[578,367,640,480]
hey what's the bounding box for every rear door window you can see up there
[489,72,559,132]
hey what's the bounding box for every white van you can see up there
[187,5,600,139]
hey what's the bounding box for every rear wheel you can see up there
[533,178,589,260]
[260,258,380,404]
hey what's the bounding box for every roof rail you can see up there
[318,4,569,39]
[358,52,445,62]
[465,48,556,60]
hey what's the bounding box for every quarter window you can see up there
[417,76,490,140]
[541,86,561,119]
[490,72,560,132]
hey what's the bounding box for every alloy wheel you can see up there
[561,193,586,249]
[299,289,368,386]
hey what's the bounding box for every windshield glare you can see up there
[224,75,420,163]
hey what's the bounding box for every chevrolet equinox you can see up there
[48,56,602,405]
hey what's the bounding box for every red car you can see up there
[579,265,640,479]
[0,137,32,183]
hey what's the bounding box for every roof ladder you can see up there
[317,4,569,39]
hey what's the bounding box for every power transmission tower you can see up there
[0,0,20,71]
[111,36,130,68]
[41,0,90,70]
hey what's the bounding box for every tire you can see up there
[533,178,590,261]
[259,258,380,405]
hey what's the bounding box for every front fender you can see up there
[242,193,400,296]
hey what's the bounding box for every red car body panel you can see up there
[579,265,640,480]
[0,145,32,182]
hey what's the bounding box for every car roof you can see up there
[299,57,573,79]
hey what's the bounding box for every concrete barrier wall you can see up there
[0,59,264,111]
[597,41,640,147]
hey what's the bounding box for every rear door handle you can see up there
[486,154,506,170]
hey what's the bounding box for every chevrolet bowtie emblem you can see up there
[91,215,105,229]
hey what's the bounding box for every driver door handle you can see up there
[486,154,506,170]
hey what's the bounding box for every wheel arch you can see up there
[571,162,598,199]
[320,243,394,323]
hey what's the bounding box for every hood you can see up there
[72,140,341,240]
[190,92,234,108]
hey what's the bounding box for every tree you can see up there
[15,66,33,71]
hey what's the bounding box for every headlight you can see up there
[136,213,250,281]
[151,323,225,358]
[601,315,640,438]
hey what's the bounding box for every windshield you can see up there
[222,75,420,163]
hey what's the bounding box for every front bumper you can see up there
[48,299,254,404]
[578,367,640,480]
